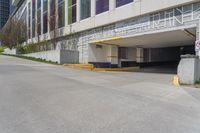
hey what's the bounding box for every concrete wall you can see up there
[88,45,119,65]
[127,48,137,61]
[145,47,180,62]
[118,47,137,67]
[107,45,118,65]
[60,50,79,64]
[23,50,79,64]
[88,44,109,63]
[3,48,17,55]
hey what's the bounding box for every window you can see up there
[32,0,36,37]
[43,0,48,34]
[116,0,133,7]
[80,0,91,20]
[68,0,77,24]
[96,0,109,15]
[37,0,41,8]
[37,0,41,35]
[58,0,65,28]
[50,0,56,31]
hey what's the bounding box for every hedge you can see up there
[16,41,53,54]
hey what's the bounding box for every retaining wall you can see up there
[3,48,17,55]
[23,50,79,64]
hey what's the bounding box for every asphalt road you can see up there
[0,55,200,133]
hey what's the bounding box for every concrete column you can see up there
[77,0,80,22]
[107,45,118,67]
[65,0,68,26]
[109,0,115,11]
[55,0,58,28]
[136,48,144,63]
[91,0,95,17]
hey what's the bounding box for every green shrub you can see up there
[0,46,7,53]
[196,79,200,84]
[16,41,52,54]
[16,45,26,54]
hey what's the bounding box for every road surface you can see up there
[0,55,200,133]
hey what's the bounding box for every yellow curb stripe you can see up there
[172,75,180,87]
[63,64,139,72]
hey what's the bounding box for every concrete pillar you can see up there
[91,0,95,17]
[136,48,144,63]
[107,45,118,67]
[109,0,115,11]
[77,0,80,22]
[65,0,68,26]
[55,0,58,29]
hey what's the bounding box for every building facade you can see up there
[0,0,9,29]
[11,0,200,67]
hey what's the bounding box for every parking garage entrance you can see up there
[89,26,196,74]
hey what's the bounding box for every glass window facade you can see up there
[50,0,56,31]
[24,0,135,38]
[28,2,31,38]
[96,0,109,15]
[116,0,133,7]
[32,0,36,37]
[68,0,77,24]
[37,0,41,35]
[58,0,65,28]
[80,0,91,20]
[43,0,48,34]
[0,0,9,29]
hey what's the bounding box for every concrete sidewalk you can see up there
[0,55,200,133]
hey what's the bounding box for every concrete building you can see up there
[0,0,10,29]
[11,0,200,69]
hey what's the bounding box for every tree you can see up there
[0,18,27,49]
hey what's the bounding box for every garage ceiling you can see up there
[92,27,196,48]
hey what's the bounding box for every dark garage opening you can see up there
[138,45,195,74]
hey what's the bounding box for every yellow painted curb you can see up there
[64,64,139,72]
[93,67,140,72]
[63,64,94,71]
[172,75,180,87]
